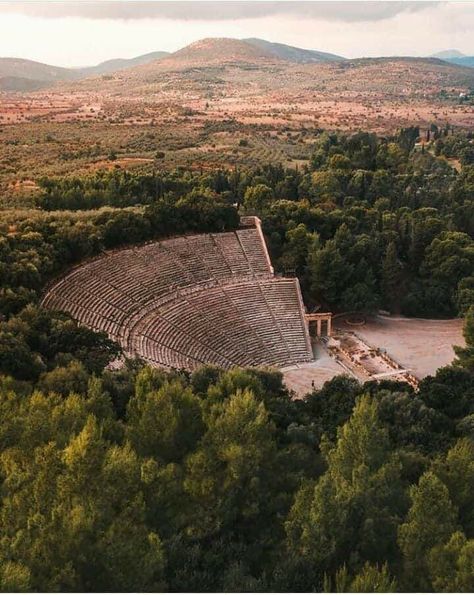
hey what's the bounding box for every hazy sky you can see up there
[0,1,473,67]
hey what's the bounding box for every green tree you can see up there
[432,439,474,536]
[286,396,403,577]
[243,184,274,213]
[0,561,31,592]
[307,241,354,309]
[398,471,458,590]
[127,379,204,462]
[0,415,165,591]
[38,360,89,396]
[341,265,380,314]
[278,223,318,277]
[382,241,404,312]
[311,170,344,204]
[184,389,278,539]
[328,154,351,171]
[454,306,474,372]
[325,562,396,592]
[421,232,474,314]
[352,562,397,592]
[456,277,474,315]
[428,531,474,592]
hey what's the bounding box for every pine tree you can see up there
[382,241,404,312]
[184,389,278,539]
[351,562,397,592]
[286,396,403,576]
[398,471,458,590]
[428,531,474,592]
[454,306,474,372]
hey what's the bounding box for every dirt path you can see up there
[282,342,347,398]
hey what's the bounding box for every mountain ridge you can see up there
[443,56,474,68]
[244,38,344,63]
[0,51,170,91]
[431,49,466,59]
[0,57,79,81]
[2,38,474,93]
[76,51,170,77]
[429,50,474,69]
[155,38,279,67]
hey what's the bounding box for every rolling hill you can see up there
[5,39,471,96]
[244,38,344,63]
[0,40,275,91]
[0,76,52,92]
[2,37,474,135]
[76,51,170,77]
[0,57,79,91]
[154,38,279,68]
[0,57,78,81]
[0,51,170,91]
[444,56,474,68]
[430,50,474,69]
[65,39,474,102]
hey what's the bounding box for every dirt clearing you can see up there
[337,315,464,379]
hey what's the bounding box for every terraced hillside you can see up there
[42,218,313,371]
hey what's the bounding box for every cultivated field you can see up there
[1,43,474,199]
[1,93,470,201]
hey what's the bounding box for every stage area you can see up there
[337,315,464,379]
[283,315,465,397]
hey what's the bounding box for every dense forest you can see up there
[0,127,473,591]
[0,331,473,591]
[26,127,474,317]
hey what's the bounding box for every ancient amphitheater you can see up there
[42,217,313,371]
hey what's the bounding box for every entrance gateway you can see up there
[305,312,332,337]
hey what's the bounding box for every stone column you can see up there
[317,319,322,337]
[327,317,332,337]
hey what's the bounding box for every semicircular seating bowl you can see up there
[42,220,313,371]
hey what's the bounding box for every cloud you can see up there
[0,1,440,22]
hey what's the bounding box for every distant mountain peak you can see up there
[155,37,345,70]
[431,49,466,59]
[163,37,276,65]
